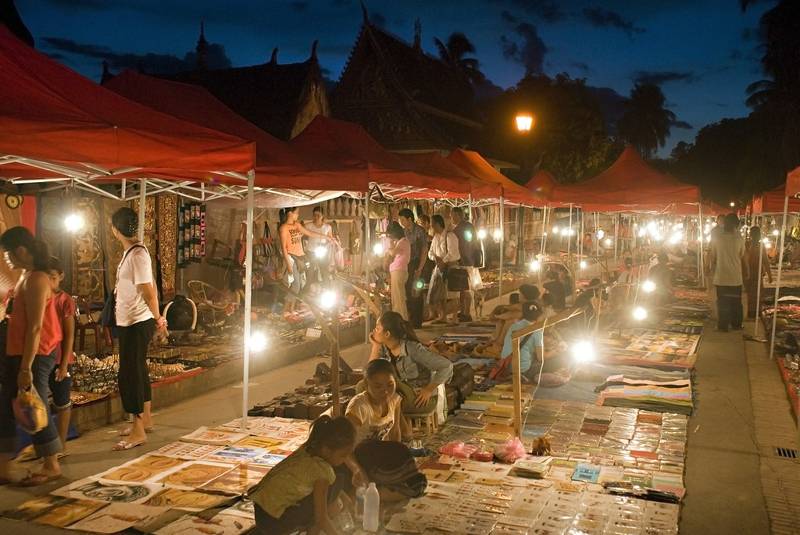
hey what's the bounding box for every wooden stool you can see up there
[75,297,112,356]
[409,412,438,436]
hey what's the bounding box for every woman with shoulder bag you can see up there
[426,215,460,325]
[110,208,167,451]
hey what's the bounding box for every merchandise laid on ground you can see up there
[762,300,800,417]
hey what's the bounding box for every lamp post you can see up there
[515,112,536,180]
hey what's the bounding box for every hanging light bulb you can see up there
[579,260,587,269]
[372,242,384,256]
[64,213,85,233]
[632,306,648,321]
[571,341,596,364]
[552,226,560,235]
[248,331,268,353]
[493,229,503,242]
[319,289,338,310]
[529,259,541,272]
[596,229,605,240]
[642,280,656,293]
[313,245,327,259]
[477,228,488,240]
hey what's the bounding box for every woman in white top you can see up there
[111,208,167,450]
[345,358,401,443]
[426,214,460,324]
[306,206,334,285]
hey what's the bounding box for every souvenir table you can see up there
[4,417,310,534]
[595,375,694,415]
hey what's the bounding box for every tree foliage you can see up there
[479,73,618,184]
[434,32,486,86]
[616,83,674,159]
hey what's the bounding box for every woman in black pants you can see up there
[110,208,167,450]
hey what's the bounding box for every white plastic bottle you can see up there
[362,482,380,532]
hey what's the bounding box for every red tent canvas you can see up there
[447,149,540,205]
[0,26,254,180]
[786,166,800,199]
[550,146,699,210]
[525,170,561,203]
[104,70,359,190]
[753,184,800,214]
[291,116,471,194]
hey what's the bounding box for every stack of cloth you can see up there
[595,374,693,415]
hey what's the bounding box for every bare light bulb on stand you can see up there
[64,213,84,233]
[248,332,268,353]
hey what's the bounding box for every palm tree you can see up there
[617,83,675,158]
[433,32,486,86]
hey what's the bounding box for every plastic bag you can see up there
[13,386,48,434]
[439,441,478,459]
[494,437,527,464]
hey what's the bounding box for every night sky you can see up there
[16,0,773,155]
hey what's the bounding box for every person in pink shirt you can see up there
[387,222,410,320]
[46,257,76,454]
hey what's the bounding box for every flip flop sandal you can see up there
[113,439,146,451]
[16,446,39,463]
[118,426,154,437]
[18,472,63,487]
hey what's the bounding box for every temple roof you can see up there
[333,18,482,152]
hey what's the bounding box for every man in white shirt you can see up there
[305,206,333,285]
[426,214,460,324]
[111,207,167,450]
[709,213,749,331]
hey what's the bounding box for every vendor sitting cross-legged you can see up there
[485,302,571,387]
[478,284,541,357]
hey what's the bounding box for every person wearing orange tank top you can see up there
[278,206,338,314]
[0,227,63,486]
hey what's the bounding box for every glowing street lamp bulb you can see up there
[729,202,735,207]
[64,213,84,233]
[372,243,384,256]
[492,229,503,242]
[632,306,648,321]
[319,289,337,310]
[515,113,534,133]
[642,280,656,293]
[571,341,596,364]
[596,229,605,240]
[313,245,327,259]
[529,260,541,272]
[579,260,587,269]
[248,331,268,353]
[477,228,487,240]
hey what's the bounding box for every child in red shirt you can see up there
[47,257,76,454]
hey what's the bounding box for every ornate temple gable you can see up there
[333,16,482,152]
[154,27,329,141]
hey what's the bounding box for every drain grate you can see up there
[774,446,798,459]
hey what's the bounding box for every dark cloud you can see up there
[291,1,309,12]
[501,10,517,24]
[42,37,232,75]
[500,0,564,23]
[671,120,693,130]
[633,70,698,85]
[582,7,644,37]
[42,0,109,8]
[500,21,547,75]
[570,61,590,74]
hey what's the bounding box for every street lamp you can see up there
[515,113,534,133]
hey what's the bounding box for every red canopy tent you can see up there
[0,26,264,428]
[525,170,559,203]
[549,146,699,210]
[752,184,800,214]
[0,26,254,188]
[291,116,471,195]
[104,70,359,193]
[447,149,541,206]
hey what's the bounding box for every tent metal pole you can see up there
[540,206,547,256]
[769,195,789,360]
[364,188,372,344]
[241,170,255,431]
[614,214,619,261]
[499,195,505,297]
[567,203,573,261]
[754,234,764,337]
[137,179,146,242]
[698,205,703,287]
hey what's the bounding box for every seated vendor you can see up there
[482,284,541,352]
[345,360,426,503]
[487,302,571,387]
[543,270,566,311]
